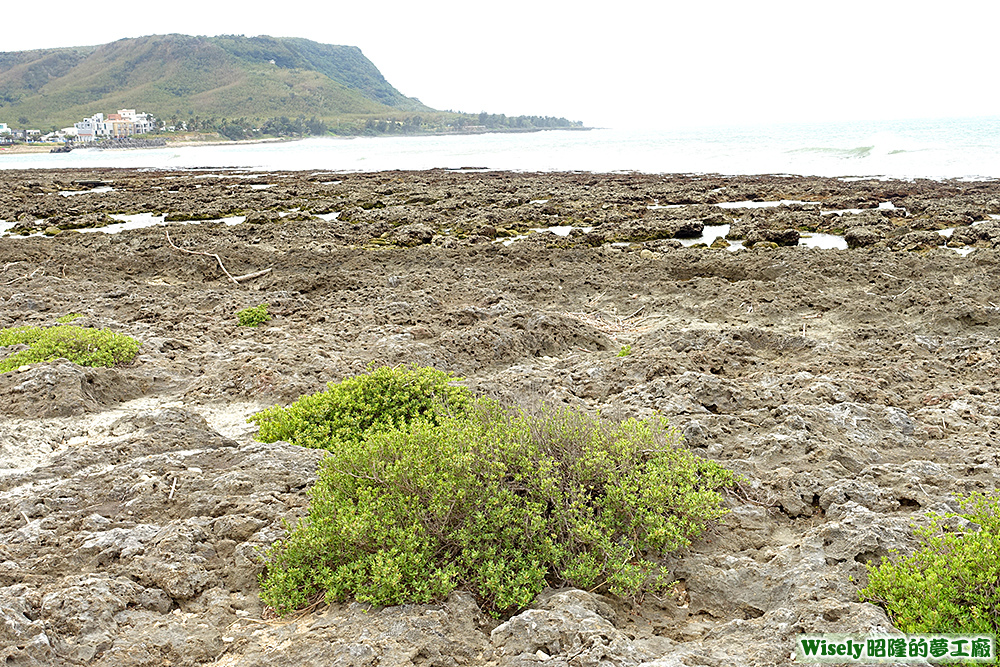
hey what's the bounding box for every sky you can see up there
[2,0,998,129]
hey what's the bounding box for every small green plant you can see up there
[249,364,471,450]
[237,303,271,327]
[256,380,736,617]
[56,313,83,323]
[618,344,632,357]
[0,325,140,373]
[860,492,1000,635]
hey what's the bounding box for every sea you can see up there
[0,115,998,180]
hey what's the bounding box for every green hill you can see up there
[0,34,430,131]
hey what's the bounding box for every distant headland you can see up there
[0,34,584,144]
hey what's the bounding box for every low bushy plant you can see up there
[237,303,271,327]
[860,492,1000,635]
[56,313,83,323]
[0,325,140,373]
[257,394,736,616]
[249,364,471,450]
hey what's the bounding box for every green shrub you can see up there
[258,396,736,616]
[237,303,271,327]
[618,344,632,357]
[860,492,1000,634]
[56,313,83,323]
[249,364,471,450]
[0,325,141,373]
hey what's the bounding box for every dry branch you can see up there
[165,230,239,284]
[233,267,273,283]
[562,309,651,340]
[4,266,43,285]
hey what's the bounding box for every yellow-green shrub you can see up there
[237,303,271,327]
[860,493,1000,635]
[258,395,736,616]
[249,364,471,450]
[0,325,140,373]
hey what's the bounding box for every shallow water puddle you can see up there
[823,202,902,216]
[59,186,114,196]
[193,172,266,180]
[799,233,848,250]
[716,199,821,209]
[678,224,732,247]
[0,214,249,237]
[75,214,246,234]
[534,225,594,237]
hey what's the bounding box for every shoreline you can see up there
[0,126,593,157]
[2,120,997,180]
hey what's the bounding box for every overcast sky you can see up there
[3,0,998,129]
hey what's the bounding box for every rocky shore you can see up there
[1,168,999,666]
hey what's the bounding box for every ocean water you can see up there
[1,116,997,179]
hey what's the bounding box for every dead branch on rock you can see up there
[165,230,239,284]
[232,267,273,283]
[165,230,273,285]
[562,309,651,340]
[4,266,43,285]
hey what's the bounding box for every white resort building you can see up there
[74,109,156,142]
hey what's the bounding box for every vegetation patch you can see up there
[0,325,140,373]
[252,366,736,616]
[250,365,470,449]
[236,304,271,327]
[860,492,1000,635]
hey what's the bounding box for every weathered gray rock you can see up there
[0,585,54,666]
[886,230,946,251]
[744,228,800,247]
[0,360,145,418]
[492,590,643,666]
[391,223,435,246]
[245,210,281,224]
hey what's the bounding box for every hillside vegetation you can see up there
[0,34,426,130]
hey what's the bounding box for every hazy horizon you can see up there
[2,1,998,131]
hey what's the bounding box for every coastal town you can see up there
[0,109,157,145]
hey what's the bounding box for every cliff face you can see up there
[0,34,429,128]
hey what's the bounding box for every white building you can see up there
[74,109,156,142]
[74,113,104,142]
[116,109,155,134]
[42,127,78,142]
[0,123,10,135]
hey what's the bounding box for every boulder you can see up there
[844,226,884,248]
[744,228,799,247]
[0,360,145,418]
[391,223,435,247]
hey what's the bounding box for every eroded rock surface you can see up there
[2,169,1000,666]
